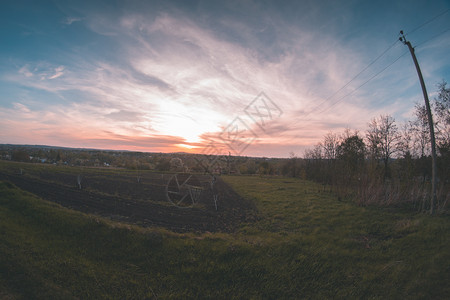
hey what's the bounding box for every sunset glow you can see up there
[1,1,449,157]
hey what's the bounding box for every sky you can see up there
[1,0,449,158]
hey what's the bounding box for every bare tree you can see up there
[320,132,340,187]
[366,118,382,160]
[433,81,450,153]
[286,151,300,177]
[337,132,366,171]
[398,122,414,158]
[396,122,417,183]
[411,104,431,158]
[366,115,400,179]
[311,144,323,160]
[322,132,339,160]
[433,81,450,191]
[304,144,323,182]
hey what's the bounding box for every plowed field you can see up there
[0,162,257,232]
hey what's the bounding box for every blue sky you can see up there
[1,0,449,157]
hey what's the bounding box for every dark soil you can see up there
[0,169,257,233]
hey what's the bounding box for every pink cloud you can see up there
[3,9,429,158]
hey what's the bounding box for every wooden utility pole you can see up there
[399,31,437,214]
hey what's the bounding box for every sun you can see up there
[176,143,198,150]
[154,99,225,144]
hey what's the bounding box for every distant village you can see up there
[0,144,290,176]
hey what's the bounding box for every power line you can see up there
[314,51,409,115]
[416,27,450,47]
[285,9,450,143]
[320,12,450,114]
[290,50,409,139]
[312,8,450,116]
[298,9,450,124]
[406,8,450,36]
[285,38,403,141]
[314,24,449,120]
[285,8,450,141]
[300,39,400,121]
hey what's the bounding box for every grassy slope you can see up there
[0,172,449,299]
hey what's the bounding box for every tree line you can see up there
[296,81,449,213]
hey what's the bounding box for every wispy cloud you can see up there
[48,66,65,79]
[62,17,82,25]
[2,0,449,156]
[18,65,33,77]
[2,10,401,154]
[16,64,65,81]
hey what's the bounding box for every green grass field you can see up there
[0,171,449,299]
